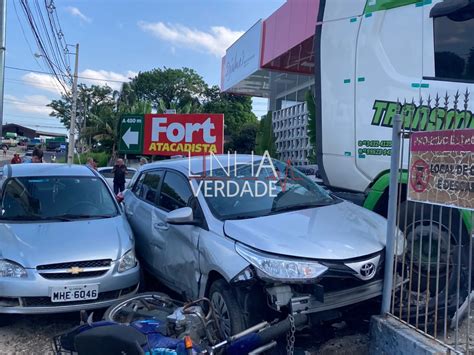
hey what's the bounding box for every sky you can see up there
[5,0,285,135]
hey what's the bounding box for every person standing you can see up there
[2,146,7,158]
[31,147,43,163]
[86,157,97,170]
[112,158,127,194]
[139,157,148,166]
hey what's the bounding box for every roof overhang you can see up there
[260,0,318,74]
[221,20,270,97]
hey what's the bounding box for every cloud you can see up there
[21,72,65,95]
[66,6,91,23]
[79,69,138,90]
[138,21,243,57]
[5,94,53,116]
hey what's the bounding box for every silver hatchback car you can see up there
[0,164,140,315]
[124,155,403,336]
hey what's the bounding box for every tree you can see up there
[256,111,277,157]
[305,91,317,163]
[130,67,206,112]
[202,85,257,136]
[227,122,259,153]
[49,84,118,152]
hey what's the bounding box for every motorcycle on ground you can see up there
[53,292,307,355]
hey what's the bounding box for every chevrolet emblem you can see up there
[68,267,84,275]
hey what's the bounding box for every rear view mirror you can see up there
[166,207,195,225]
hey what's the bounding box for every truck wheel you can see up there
[209,279,246,337]
[398,201,469,316]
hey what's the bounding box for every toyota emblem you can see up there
[359,262,376,280]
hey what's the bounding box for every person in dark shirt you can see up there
[112,158,127,194]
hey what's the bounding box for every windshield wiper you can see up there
[270,200,338,214]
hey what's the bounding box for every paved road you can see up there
[0,150,66,167]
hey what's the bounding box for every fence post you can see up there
[381,113,403,314]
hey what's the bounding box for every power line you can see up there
[4,98,52,108]
[19,0,70,95]
[12,0,44,71]
[5,65,130,84]
[5,77,62,90]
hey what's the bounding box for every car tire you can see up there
[397,200,469,318]
[209,279,246,338]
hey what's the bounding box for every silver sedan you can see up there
[0,164,140,315]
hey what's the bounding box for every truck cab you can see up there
[316,0,473,216]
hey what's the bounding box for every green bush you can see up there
[74,152,110,167]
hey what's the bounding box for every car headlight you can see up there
[235,243,328,282]
[395,229,406,256]
[118,249,137,273]
[0,259,27,278]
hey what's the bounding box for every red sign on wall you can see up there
[143,114,224,156]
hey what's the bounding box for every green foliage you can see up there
[227,122,259,153]
[202,86,257,135]
[256,111,277,157]
[130,67,206,112]
[48,68,259,158]
[74,152,110,167]
[305,91,317,164]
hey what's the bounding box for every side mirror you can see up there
[166,207,196,225]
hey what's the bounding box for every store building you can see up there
[221,0,318,165]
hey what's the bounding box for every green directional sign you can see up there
[118,115,144,154]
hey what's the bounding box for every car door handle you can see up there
[125,210,134,217]
[154,222,169,231]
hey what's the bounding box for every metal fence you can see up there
[384,91,474,353]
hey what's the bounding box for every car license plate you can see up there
[50,285,98,303]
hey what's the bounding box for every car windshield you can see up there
[199,159,339,220]
[0,176,118,221]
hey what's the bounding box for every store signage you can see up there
[118,116,144,154]
[407,129,474,210]
[143,114,224,156]
[221,20,262,92]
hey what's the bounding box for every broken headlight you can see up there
[236,243,328,282]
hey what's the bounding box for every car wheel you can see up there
[209,279,246,337]
[397,201,469,319]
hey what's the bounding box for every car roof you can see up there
[3,163,97,178]
[97,166,137,171]
[140,154,265,175]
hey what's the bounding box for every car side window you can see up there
[158,171,193,212]
[100,169,113,179]
[132,173,145,195]
[133,171,163,205]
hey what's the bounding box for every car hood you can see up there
[0,216,134,268]
[224,201,386,260]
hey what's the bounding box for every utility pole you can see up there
[0,0,7,139]
[67,43,79,164]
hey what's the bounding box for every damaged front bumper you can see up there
[290,279,383,314]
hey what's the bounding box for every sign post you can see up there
[118,116,144,154]
[407,129,474,210]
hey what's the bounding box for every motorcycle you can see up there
[53,292,307,355]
